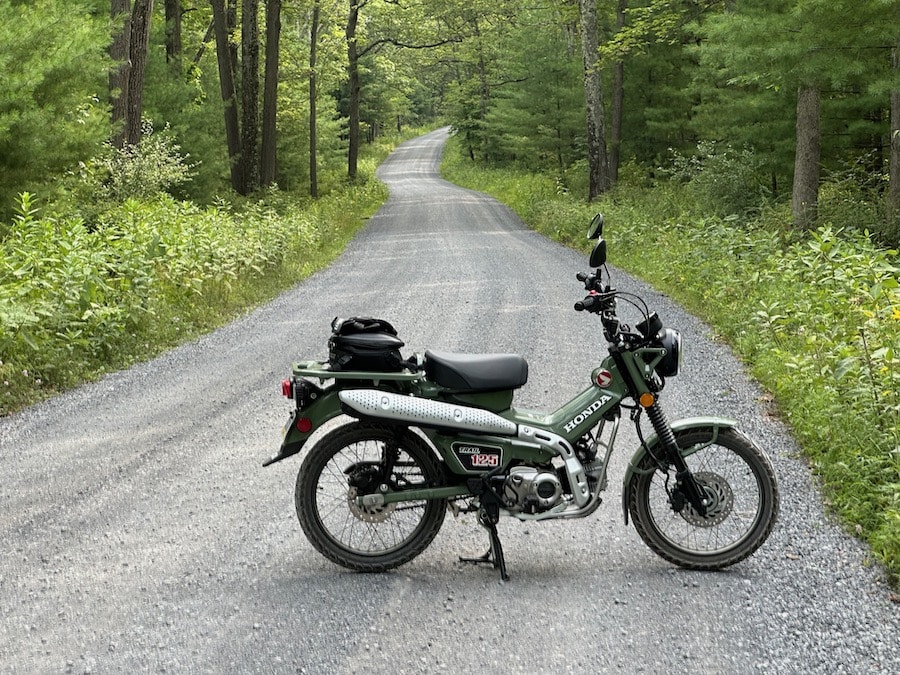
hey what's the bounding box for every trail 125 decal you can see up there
[451,442,503,472]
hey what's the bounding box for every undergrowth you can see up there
[442,135,900,587]
[0,150,394,414]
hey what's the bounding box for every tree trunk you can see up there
[890,46,900,219]
[210,0,242,191]
[792,84,821,230]
[309,0,320,198]
[164,0,182,69]
[110,0,132,148]
[609,0,625,184]
[577,0,611,201]
[346,0,361,182]
[260,0,281,187]
[240,0,260,195]
[124,0,154,146]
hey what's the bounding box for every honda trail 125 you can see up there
[267,215,779,580]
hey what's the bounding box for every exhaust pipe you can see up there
[339,390,517,435]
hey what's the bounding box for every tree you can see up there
[164,0,183,69]
[241,0,260,194]
[0,0,108,212]
[124,0,154,147]
[577,0,611,199]
[260,0,281,187]
[309,0,321,197]
[210,0,242,190]
[792,84,820,228]
[110,0,132,148]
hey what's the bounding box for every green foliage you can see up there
[0,175,388,413]
[443,133,900,585]
[0,0,109,217]
[661,141,770,216]
[75,122,196,204]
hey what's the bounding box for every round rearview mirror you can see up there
[589,239,607,268]
[587,213,604,240]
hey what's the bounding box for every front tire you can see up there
[295,423,446,573]
[628,427,779,570]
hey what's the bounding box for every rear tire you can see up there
[295,423,446,572]
[628,427,779,570]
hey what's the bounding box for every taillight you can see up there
[281,378,294,398]
[296,417,313,433]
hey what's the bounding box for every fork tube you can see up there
[645,402,709,515]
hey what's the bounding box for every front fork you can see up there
[645,403,709,517]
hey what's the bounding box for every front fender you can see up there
[262,390,345,467]
[620,416,736,523]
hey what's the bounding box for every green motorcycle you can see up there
[267,215,779,580]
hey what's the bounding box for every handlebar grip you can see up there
[574,295,600,312]
[576,272,589,282]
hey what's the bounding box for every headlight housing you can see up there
[655,328,682,378]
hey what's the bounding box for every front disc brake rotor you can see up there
[680,471,734,527]
[347,486,396,523]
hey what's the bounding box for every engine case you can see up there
[502,467,563,513]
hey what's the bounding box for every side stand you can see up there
[459,503,509,581]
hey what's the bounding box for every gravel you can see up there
[1,127,897,674]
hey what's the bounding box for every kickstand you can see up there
[459,506,509,581]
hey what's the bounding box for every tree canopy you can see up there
[0,0,898,239]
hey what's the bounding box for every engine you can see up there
[502,467,564,514]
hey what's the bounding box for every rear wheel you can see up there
[628,427,779,569]
[295,423,446,572]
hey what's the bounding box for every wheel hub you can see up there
[680,471,734,527]
[347,486,396,523]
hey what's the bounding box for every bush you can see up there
[662,141,769,217]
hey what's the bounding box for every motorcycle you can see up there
[266,215,779,580]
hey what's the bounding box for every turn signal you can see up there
[639,392,655,408]
[296,417,313,433]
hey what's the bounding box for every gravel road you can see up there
[1,127,898,674]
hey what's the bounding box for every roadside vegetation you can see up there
[442,135,900,586]
[0,135,404,414]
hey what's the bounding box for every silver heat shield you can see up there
[338,390,518,435]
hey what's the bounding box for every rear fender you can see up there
[262,390,345,467]
[620,417,736,523]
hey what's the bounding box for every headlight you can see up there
[655,328,682,378]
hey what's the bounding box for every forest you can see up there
[1,1,899,580]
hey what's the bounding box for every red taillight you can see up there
[281,379,293,398]
[295,417,313,433]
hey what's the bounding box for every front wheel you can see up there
[628,427,779,570]
[295,423,446,573]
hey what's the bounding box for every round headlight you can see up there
[656,328,682,378]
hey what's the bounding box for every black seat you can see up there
[424,349,528,392]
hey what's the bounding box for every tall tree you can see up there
[261,0,282,187]
[309,0,321,197]
[123,0,154,146]
[164,0,183,69]
[577,0,611,199]
[891,44,900,219]
[241,0,261,194]
[110,0,132,148]
[792,84,820,229]
[211,0,242,190]
[345,0,364,181]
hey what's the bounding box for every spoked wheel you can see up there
[295,423,446,572]
[628,427,779,570]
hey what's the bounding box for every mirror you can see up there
[587,213,604,240]
[589,239,607,267]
